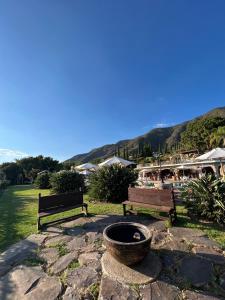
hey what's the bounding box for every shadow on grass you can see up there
[176,203,224,228]
[0,185,37,252]
[175,204,225,249]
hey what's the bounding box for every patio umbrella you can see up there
[76,163,97,171]
[79,170,92,176]
[98,156,136,167]
[195,148,225,176]
[195,148,225,161]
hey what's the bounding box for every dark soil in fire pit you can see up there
[106,224,146,243]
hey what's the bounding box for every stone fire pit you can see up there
[103,222,152,265]
[102,222,162,284]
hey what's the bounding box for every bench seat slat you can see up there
[39,192,83,210]
[122,187,177,224]
[37,191,88,230]
[128,188,172,206]
[122,200,173,212]
[38,203,87,217]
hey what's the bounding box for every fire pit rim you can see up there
[103,221,152,246]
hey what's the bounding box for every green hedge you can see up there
[50,170,85,194]
[88,164,138,203]
[34,172,51,189]
[0,180,9,191]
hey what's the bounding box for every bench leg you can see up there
[169,209,176,226]
[37,217,41,231]
[83,205,88,217]
[123,204,126,216]
[169,212,173,226]
[174,209,177,222]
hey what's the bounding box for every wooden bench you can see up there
[37,191,88,230]
[122,187,177,224]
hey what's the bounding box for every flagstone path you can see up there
[0,214,224,299]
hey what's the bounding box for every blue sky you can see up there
[0,0,225,163]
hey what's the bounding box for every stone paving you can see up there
[0,214,224,299]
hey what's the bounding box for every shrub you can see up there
[0,180,9,191]
[88,164,138,203]
[50,170,85,194]
[34,172,51,189]
[181,175,225,225]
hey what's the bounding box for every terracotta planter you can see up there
[103,222,152,266]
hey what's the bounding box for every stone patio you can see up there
[0,214,224,299]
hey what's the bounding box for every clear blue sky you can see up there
[0,0,225,163]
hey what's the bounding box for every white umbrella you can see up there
[98,156,136,167]
[76,163,97,171]
[195,148,225,177]
[195,148,225,161]
[79,170,92,176]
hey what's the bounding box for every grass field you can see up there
[0,185,224,253]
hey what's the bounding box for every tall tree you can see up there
[143,143,152,157]
[0,162,23,184]
[117,146,121,157]
[126,147,129,160]
[181,117,225,152]
[17,155,61,180]
[210,126,225,147]
[0,156,62,185]
[123,148,126,159]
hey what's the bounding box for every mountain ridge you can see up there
[65,106,225,164]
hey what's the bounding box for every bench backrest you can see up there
[128,187,174,208]
[38,191,83,213]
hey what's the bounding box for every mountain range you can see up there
[65,106,225,164]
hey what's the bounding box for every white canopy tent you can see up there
[195,148,225,161]
[76,163,97,171]
[79,170,92,176]
[98,156,136,167]
[195,148,225,177]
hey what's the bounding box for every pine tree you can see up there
[158,144,161,154]
[117,146,120,157]
[123,148,126,159]
[126,148,129,160]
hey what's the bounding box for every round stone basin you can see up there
[103,222,152,266]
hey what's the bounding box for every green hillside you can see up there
[66,106,225,164]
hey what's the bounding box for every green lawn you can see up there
[0,185,224,253]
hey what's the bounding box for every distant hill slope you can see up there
[65,106,225,164]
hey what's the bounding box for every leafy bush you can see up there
[0,180,9,191]
[0,162,23,185]
[50,170,85,194]
[88,165,138,203]
[34,172,51,189]
[181,175,225,225]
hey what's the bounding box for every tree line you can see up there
[0,155,63,185]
